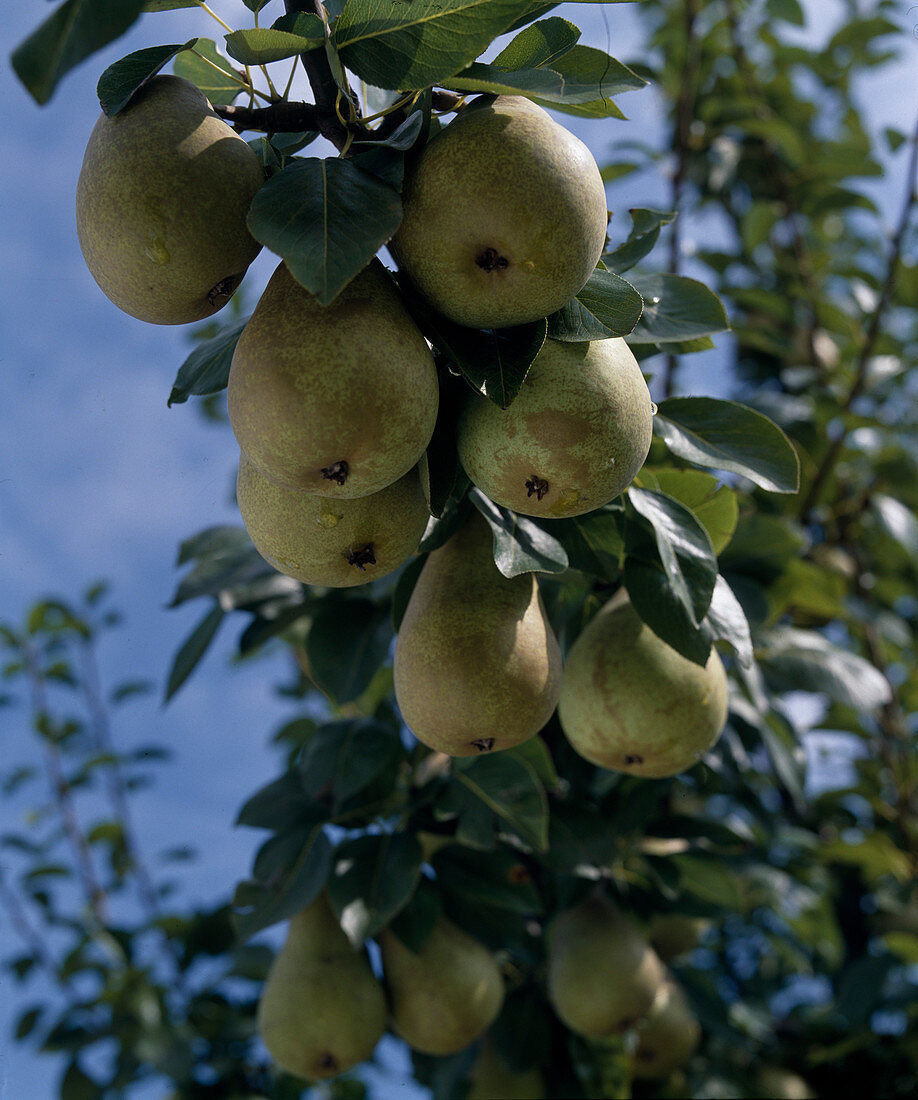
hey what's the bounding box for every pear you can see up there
[228,259,439,497]
[546,892,664,1036]
[237,454,429,587]
[76,75,263,325]
[648,914,710,961]
[394,96,608,329]
[466,1037,545,1100]
[257,893,386,1080]
[755,1066,817,1099]
[558,590,729,777]
[379,916,504,1055]
[632,977,701,1080]
[457,337,653,518]
[393,511,562,755]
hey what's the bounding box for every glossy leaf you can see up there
[547,267,644,341]
[628,274,729,344]
[471,490,569,577]
[491,16,581,70]
[604,208,677,275]
[96,41,196,115]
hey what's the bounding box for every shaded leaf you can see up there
[604,208,677,275]
[328,833,423,944]
[628,274,729,344]
[224,25,325,66]
[97,41,196,115]
[164,604,224,702]
[168,318,247,405]
[471,490,569,577]
[454,754,548,850]
[298,718,404,806]
[492,16,581,70]
[304,600,393,705]
[547,268,643,341]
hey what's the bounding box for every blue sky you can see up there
[1,1,915,1097]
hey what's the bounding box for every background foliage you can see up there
[3,0,917,1097]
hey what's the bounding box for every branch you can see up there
[285,0,355,150]
[214,100,320,132]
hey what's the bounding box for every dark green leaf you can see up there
[492,17,581,69]
[547,268,644,341]
[387,879,442,953]
[432,846,542,914]
[705,575,753,667]
[168,318,247,405]
[758,627,892,710]
[471,490,569,577]
[235,771,316,830]
[766,0,805,24]
[454,754,548,850]
[163,604,224,702]
[604,208,676,275]
[655,397,800,494]
[12,0,147,104]
[304,600,393,705]
[15,1006,44,1041]
[298,718,404,806]
[247,158,402,305]
[97,41,196,115]
[545,507,624,579]
[328,833,423,944]
[61,1060,99,1100]
[628,274,729,344]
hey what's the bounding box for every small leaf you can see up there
[163,604,224,702]
[604,208,677,275]
[235,771,315,830]
[627,274,729,344]
[655,396,800,494]
[471,490,569,577]
[705,575,753,667]
[224,26,324,66]
[305,600,393,705]
[492,16,581,69]
[548,268,644,341]
[328,833,423,944]
[168,317,247,405]
[97,41,196,115]
[454,753,548,850]
[247,158,402,305]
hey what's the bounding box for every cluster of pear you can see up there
[257,891,505,1081]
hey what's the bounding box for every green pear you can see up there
[546,892,664,1037]
[394,96,608,329]
[237,454,429,587]
[632,977,701,1080]
[648,914,710,961]
[257,893,386,1081]
[466,1037,545,1100]
[76,75,263,325]
[228,259,439,497]
[379,916,504,1055]
[457,337,653,518]
[393,511,561,755]
[558,590,729,777]
[755,1066,816,1099]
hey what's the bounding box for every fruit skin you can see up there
[466,1037,545,1099]
[457,337,652,518]
[257,892,386,1081]
[558,590,729,777]
[546,892,664,1037]
[237,454,429,587]
[394,96,609,329]
[393,510,562,755]
[76,75,263,325]
[648,914,709,961]
[632,977,701,1080]
[228,259,439,497]
[755,1066,817,1099]
[379,916,504,1055]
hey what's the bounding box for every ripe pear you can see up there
[632,977,701,1080]
[546,892,664,1036]
[237,454,429,587]
[558,590,729,777]
[228,259,439,497]
[379,916,504,1055]
[457,337,653,518]
[76,75,263,325]
[466,1037,545,1100]
[393,511,562,755]
[755,1066,817,1099]
[648,913,710,961]
[394,96,608,329]
[257,892,386,1080]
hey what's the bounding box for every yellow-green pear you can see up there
[257,893,386,1080]
[237,454,429,587]
[466,1037,545,1099]
[546,893,664,1036]
[648,914,710,961]
[394,96,608,329]
[457,338,653,519]
[558,590,729,777]
[76,75,263,325]
[755,1066,817,1099]
[228,259,439,497]
[393,511,561,755]
[632,977,701,1080]
[379,916,504,1055]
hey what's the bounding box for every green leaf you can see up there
[173,38,242,105]
[334,0,539,91]
[672,854,743,909]
[654,396,800,494]
[628,274,729,344]
[766,0,805,24]
[168,318,247,406]
[163,604,224,702]
[61,1060,100,1100]
[96,41,196,115]
[235,771,317,830]
[506,736,558,789]
[705,575,753,667]
[224,26,325,66]
[637,468,737,555]
[433,846,542,914]
[143,2,199,10]
[545,507,624,579]
[454,753,548,850]
[328,833,423,945]
[528,44,646,118]
[247,158,402,305]
[547,268,643,341]
[492,16,581,69]
[298,718,404,806]
[443,62,570,99]
[305,600,393,705]
[12,0,147,104]
[15,1006,44,1041]
[604,208,676,275]
[471,490,569,578]
[873,494,918,559]
[234,825,333,939]
[387,879,442,953]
